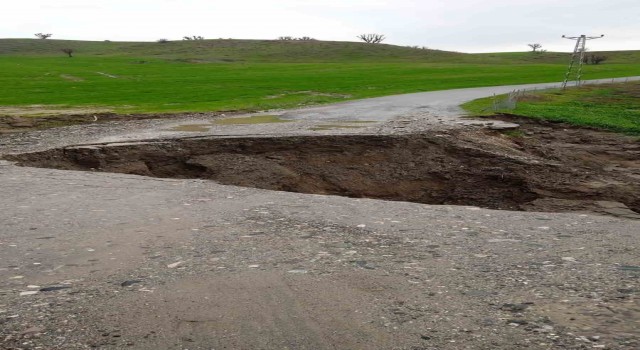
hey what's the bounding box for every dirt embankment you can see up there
[6,116,640,218]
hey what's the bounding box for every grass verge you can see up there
[462,82,640,134]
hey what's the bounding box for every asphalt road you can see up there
[278,76,640,122]
[1,80,639,349]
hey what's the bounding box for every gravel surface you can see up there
[1,83,639,349]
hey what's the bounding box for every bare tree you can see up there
[278,36,294,41]
[61,48,73,57]
[183,35,204,40]
[528,43,542,52]
[157,38,169,43]
[357,34,385,44]
[296,36,316,41]
[35,33,53,39]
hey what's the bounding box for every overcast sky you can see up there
[2,0,639,52]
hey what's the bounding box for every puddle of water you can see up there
[619,265,640,272]
[214,115,290,125]
[168,124,212,132]
[310,124,369,131]
[334,120,376,124]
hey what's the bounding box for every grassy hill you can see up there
[0,38,467,63]
[3,38,639,64]
[0,39,639,115]
[0,39,640,64]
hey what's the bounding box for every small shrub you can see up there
[589,54,607,65]
[157,38,169,43]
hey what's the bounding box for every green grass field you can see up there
[462,82,640,134]
[1,39,639,115]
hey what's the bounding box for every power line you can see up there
[561,34,604,89]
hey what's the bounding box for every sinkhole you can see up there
[5,132,640,217]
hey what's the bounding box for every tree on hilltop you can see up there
[358,34,385,44]
[35,33,53,39]
[528,43,542,52]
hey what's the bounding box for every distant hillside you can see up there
[1,38,638,64]
[0,38,462,63]
[473,50,640,65]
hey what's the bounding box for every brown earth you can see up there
[7,115,640,218]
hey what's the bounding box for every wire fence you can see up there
[484,76,636,113]
[486,88,543,113]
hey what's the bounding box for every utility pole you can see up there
[561,34,604,89]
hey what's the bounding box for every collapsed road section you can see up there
[6,117,640,218]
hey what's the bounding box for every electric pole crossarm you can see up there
[561,34,604,89]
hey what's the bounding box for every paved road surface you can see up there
[279,76,640,122]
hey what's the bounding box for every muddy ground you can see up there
[1,112,639,350]
[0,113,228,134]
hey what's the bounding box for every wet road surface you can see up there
[278,76,640,122]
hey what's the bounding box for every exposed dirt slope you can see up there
[8,116,640,218]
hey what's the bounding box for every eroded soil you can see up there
[7,116,640,218]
